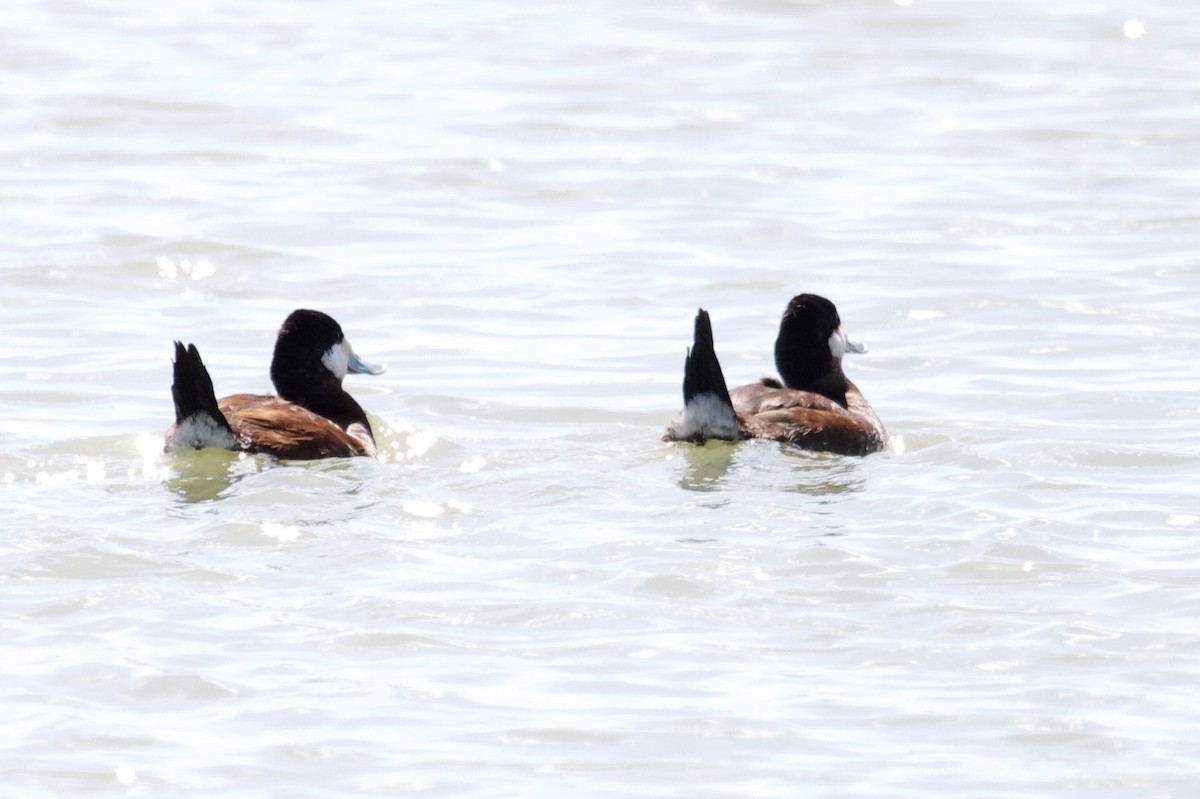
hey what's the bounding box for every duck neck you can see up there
[306,389,372,434]
[775,328,847,406]
[799,368,850,408]
[274,371,372,435]
[777,343,849,406]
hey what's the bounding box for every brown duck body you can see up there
[727,377,885,456]
[664,295,886,456]
[164,309,384,460]
[208,393,376,459]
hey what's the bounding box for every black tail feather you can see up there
[682,309,734,408]
[171,341,232,432]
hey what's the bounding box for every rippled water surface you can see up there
[3,0,1200,796]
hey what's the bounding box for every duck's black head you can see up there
[773,294,866,401]
[269,309,385,414]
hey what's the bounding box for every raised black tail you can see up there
[172,342,224,424]
[682,309,733,408]
[664,309,740,443]
[170,342,236,445]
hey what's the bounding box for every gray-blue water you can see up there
[3,1,1199,796]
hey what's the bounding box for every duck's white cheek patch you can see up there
[321,343,349,380]
[828,329,847,360]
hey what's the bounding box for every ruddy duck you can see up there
[664,294,886,456]
[165,309,386,459]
